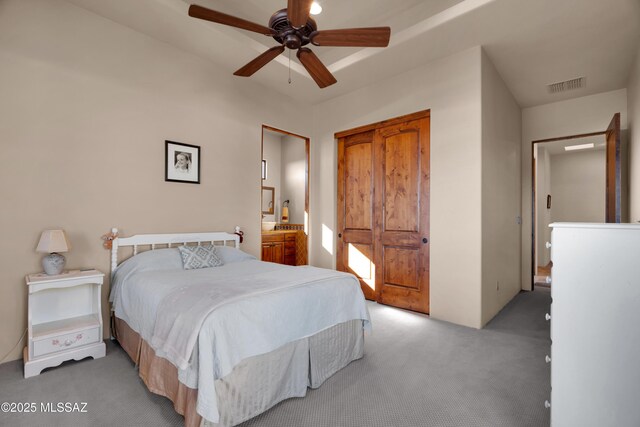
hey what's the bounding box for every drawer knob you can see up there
[544,400,551,409]
[545,313,551,321]
[64,339,73,346]
[545,276,552,284]
[545,241,552,249]
[545,355,551,363]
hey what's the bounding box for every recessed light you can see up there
[564,143,594,152]
[310,2,322,15]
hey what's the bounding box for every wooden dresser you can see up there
[262,231,297,265]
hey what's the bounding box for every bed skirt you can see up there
[114,317,364,427]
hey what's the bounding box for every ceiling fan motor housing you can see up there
[269,9,317,49]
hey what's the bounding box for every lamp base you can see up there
[42,253,66,275]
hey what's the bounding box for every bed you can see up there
[108,229,370,427]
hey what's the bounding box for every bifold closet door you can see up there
[337,112,430,314]
[374,117,430,313]
[336,131,377,300]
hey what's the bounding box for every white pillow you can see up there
[113,248,183,277]
[214,246,257,263]
[109,248,183,303]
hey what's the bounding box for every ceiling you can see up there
[65,0,640,107]
[537,135,606,156]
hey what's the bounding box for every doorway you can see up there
[531,113,621,288]
[260,125,309,265]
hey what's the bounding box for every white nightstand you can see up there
[24,269,106,378]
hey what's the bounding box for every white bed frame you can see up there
[109,227,240,280]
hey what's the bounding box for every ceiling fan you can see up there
[188,1,391,88]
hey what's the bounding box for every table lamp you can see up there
[36,229,71,275]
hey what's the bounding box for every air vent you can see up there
[547,77,586,94]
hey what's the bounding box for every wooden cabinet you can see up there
[262,232,296,265]
[24,269,106,378]
[284,234,296,265]
[548,223,640,426]
[262,240,284,264]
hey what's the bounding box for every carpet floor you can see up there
[0,288,551,427]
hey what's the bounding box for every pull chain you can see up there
[288,49,292,84]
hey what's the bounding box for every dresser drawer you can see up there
[33,327,100,357]
[285,233,296,241]
[262,233,285,243]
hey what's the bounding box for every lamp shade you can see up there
[36,229,71,253]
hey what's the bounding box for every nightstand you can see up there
[24,269,106,378]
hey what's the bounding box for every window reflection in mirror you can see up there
[261,186,274,215]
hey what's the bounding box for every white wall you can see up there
[480,49,522,326]
[550,150,606,223]
[280,135,306,225]
[521,89,628,289]
[311,46,484,328]
[535,145,552,268]
[629,48,640,222]
[262,131,282,221]
[0,0,311,362]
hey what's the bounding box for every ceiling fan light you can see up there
[310,2,322,15]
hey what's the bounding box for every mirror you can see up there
[262,186,275,214]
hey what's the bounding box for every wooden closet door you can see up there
[337,111,430,313]
[605,112,621,223]
[337,131,376,300]
[374,117,430,313]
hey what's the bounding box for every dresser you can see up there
[24,269,106,378]
[548,223,640,426]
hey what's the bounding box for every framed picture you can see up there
[165,140,200,184]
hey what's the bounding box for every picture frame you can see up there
[165,140,200,184]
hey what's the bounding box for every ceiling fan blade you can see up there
[297,48,337,88]
[189,4,276,36]
[234,46,285,77]
[311,27,391,47]
[287,0,313,28]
